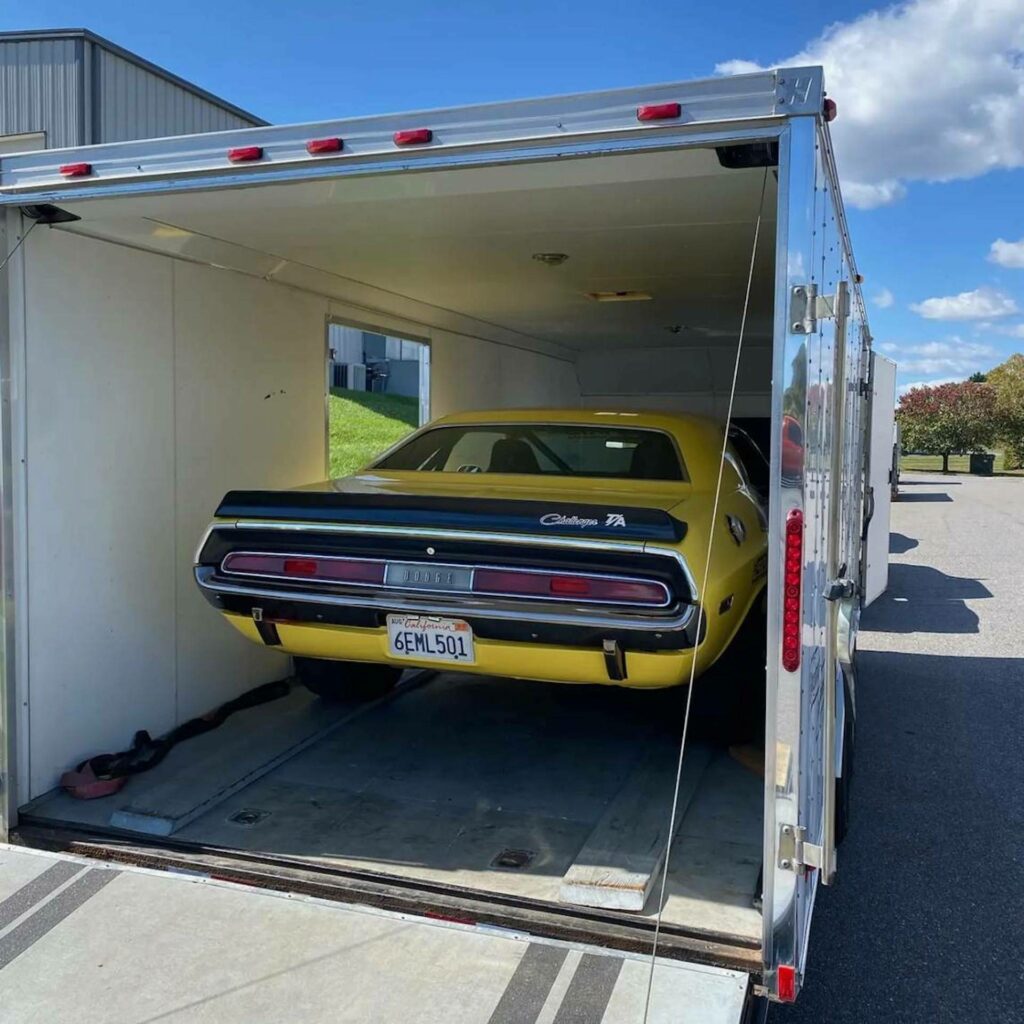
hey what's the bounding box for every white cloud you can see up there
[873,287,895,308]
[897,377,959,397]
[884,338,998,376]
[910,287,1019,320]
[715,0,1024,208]
[989,237,1024,269]
[991,322,1024,338]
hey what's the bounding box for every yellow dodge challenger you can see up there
[194,410,769,699]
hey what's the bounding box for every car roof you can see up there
[429,408,719,434]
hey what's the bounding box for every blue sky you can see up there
[8,0,1024,393]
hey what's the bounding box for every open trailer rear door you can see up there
[863,353,896,606]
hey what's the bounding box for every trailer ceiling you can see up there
[53,145,777,352]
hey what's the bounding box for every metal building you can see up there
[0,28,264,154]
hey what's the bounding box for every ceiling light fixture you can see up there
[532,252,569,266]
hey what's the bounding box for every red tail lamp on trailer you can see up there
[227,146,264,163]
[393,128,433,146]
[777,963,797,1002]
[637,102,681,122]
[823,97,838,122]
[59,162,92,177]
[782,508,803,672]
[306,137,343,155]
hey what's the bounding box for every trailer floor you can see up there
[20,673,763,943]
[0,845,751,1023]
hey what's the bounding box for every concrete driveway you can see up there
[776,473,1024,1022]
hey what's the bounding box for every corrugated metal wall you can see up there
[0,36,83,148]
[95,47,256,142]
[0,33,259,150]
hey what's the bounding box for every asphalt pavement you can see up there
[775,473,1024,1022]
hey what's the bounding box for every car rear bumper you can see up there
[223,613,699,688]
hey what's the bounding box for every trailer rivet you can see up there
[780,859,792,870]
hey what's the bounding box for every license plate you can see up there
[386,615,476,664]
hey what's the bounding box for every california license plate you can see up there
[386,615,476,664]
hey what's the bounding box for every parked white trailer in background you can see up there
[0,66,889,1020]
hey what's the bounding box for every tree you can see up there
[897,381,998,473]
[986,353,1024,469]
[968,371,988,383]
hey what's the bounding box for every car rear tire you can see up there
[294,657,402,702]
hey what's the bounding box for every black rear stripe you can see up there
[215,491,685,543]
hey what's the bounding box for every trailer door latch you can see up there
[778,824,823,873]
[790,284,836,335]
[824,577,857,602]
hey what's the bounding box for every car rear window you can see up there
[373,424,686,481]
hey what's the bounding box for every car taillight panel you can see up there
[221,552,385,585]
[473,568,668,606]
[782,508,803,671]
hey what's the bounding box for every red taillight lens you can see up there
[221,553,384,585]
[549,576,590,597]
[393,128,433,146]
[306,137,343,154]
[59,162,92,177]
[781,509,803,672]
[637,102,682,122]
[777,963,797,1002]
[227,146,263,163]
[473,569,667,606]
[282,558,318,576]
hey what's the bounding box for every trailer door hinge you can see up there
[790,284,836,335]
[778,824,823,873]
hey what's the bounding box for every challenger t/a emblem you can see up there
[604,513,627,527]
[539,513,599,528]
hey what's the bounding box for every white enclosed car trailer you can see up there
[0,67,892,1020]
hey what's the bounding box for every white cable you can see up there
[641,166,769,1020]
[0,219,37,275]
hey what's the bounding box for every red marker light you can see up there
[59,163,92,177]
[394,128,433,146]
[823,98,838,122]
[227,146,263,163]
[781,508,803,672]
[777,964,797,1002]
[306,137,343,155]
[637,102,682,122]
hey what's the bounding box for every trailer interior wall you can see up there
[11,222,580,801]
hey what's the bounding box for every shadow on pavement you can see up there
[888,532,918,554]
[897,478,961,485]
[773,649,1024,1024]
[895,491,953,502]
[863,563,990,634]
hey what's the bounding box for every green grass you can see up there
[901,451,1024,475]
[329,390,420,478]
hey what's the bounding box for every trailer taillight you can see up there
[394,129,433,146]
[59,163,92,177]
[306,137,343,155]
[777,963,797,1002]
[823,98,838,122]
[782,508,803,672]
[227,146,264,163]
[637,102,681,122]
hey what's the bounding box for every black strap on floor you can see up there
[63,678,290,796]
